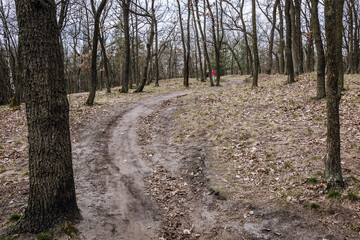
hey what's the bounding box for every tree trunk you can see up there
[135,0,155,93]
[86,0,108,105]
[154,16,160,87]
[99,33,111,93]
[285,0,295,83]
[195,0,214,86]
[192,4,205,82]
[252,0,259,87]
[311,0,326,99]
[278,2,285,74]
[324,0,344,190]
[14,0,80,233]
[0,46,12,105]
[267,0,279,74]
[121,0,131,93]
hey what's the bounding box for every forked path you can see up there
[73,78,344,240]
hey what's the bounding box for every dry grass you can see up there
[175,73,360,235]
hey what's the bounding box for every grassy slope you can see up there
[176,73,360,236]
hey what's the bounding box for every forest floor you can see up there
[0,74,360,240]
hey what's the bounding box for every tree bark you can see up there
[285,0,295,83]
[135,0,155,93]
[192,4,205,82]
[86,0,108,105]
[195,0,214,86]
[311,0,326,99]
[278,2,285,74]
[267,0,279,74]
[14,0,80,232]
[324,0,344,190]
[121,0,131,93]
[99,32,111,93]
[252,0,259,87]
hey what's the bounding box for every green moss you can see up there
[306,177,318,185]
[61,221,79,237]
[310,202,319,209]
[265,153,272,158]
[0,166,6,173]
[22,171,29,176]
[327,190,342,199]
[349,174,358,182]
[36,233,52,240]
[284,162,292,169]
[213,188,228,200]
[347,192,359,202]
[0,144,4,150]
[8,213,21,221]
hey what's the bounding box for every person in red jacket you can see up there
[211,70,215,76]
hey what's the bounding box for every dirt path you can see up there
[73,91,193,240]
[73,78,345,240]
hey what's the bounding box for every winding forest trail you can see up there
[72,78,345,240]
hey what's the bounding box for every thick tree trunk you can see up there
[121,0,131,93]
[311,0,326,99]
[295,0,304,74]
[252,0,259,87]
[285,0,295,83]
[0,47,12,105]
[324,0,344,190]
[14,0,80,233]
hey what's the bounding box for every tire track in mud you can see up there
[73,92,189,240]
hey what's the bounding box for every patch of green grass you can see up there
[356,183,360,190]
[350,143,357,148]
[316,171,324,177]
[349,174,358,182]
[284,162,292,169]
[0,144,3,150]
[2,236,12,240]
[0,166,6,173]
[347,192,359,202]
[315,116,323,121]
[307,128,313,133]
[259,168,270,175]
[213,188,228,200]
[8,213,21,221]
[265,153,272,158]
[327,190,342,199]
[357,148,360,154]
[268,163,276,170]
[306,177,318,185]
[14,141,22,146]
[244,141,253,146]
[309,202,319,209]
[22,171,29,176]
[61,221,79,237]
[36,233,52,240]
